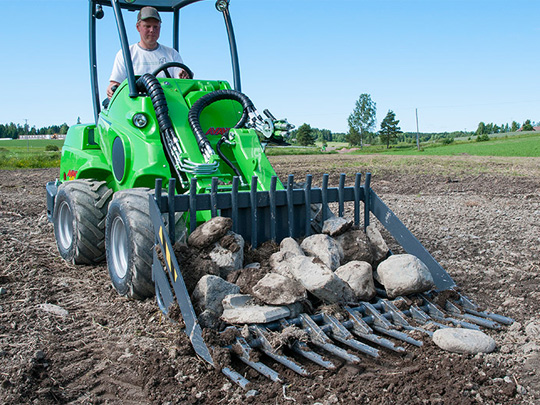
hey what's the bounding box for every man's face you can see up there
[137,18,161,48]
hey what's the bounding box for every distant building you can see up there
[18,134,66,140]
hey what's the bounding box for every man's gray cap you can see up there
[138,6,161,22]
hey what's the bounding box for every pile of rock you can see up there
[186,216,435,328]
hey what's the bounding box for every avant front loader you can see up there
[46,0,512,388]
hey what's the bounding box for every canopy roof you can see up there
[93,0,207,12]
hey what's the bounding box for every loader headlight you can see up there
[132,113,148,128]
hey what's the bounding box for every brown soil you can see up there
[1,155,539,404]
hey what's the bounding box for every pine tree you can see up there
[379,110,402,149]
[296,123,315,146]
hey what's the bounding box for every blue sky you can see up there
[0,0,538,133]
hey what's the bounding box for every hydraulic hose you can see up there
[188,89,254,178]
[136,74,184,180]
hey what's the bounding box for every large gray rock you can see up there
[335,261,376,301]
[335,229,373,264]
[375,254,434,298]
[269,250,299,277]
[209,232,245,276]
[252,273,307,305]
[366,224,389,263]
[433,328,497,354]
[192,275,240,315]
[221,294,291,324]
[188,216,232,248]
[322,216,353,237]
[301,234,342,271]
[288,256,354,304]
[280,237,305,256]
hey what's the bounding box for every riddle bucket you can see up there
[148,173,513,387]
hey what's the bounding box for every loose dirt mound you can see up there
[0,157,539,404]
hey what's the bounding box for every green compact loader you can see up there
[46,0,512,388]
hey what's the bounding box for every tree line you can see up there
[0,122,70,139]
[290,93,538,148]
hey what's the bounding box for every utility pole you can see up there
[415,109,420,151]
[24,119,29,152]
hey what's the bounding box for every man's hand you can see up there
[107,81,120,98]
[178,69,191,79]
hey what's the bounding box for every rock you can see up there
[280,237,305,256]
[525,320,540,342]
[221,303,290,324]
[188,216,232,248]
[0,287,6,295]
[252,273,307,305]
[366,224,389,262]
[198,309,221,329]
[228,267,268,295]
[375,254,434,298]
[222,294,256,309]
[287,256,354,304]
[335,229,373,264]
[433,328,497,354]
[322,216,353,237]
[38,303,69,317]
[301,234,342,271]
[269,250,299,277]
[209,232,245,276]
[335,261,376,301]
[192,275,240,315]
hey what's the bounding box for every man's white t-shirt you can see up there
[109,43,184,83]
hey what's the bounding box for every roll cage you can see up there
[89,0,241,122]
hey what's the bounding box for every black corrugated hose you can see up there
[188,89,255,179]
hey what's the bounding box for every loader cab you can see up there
[89,0,242,124]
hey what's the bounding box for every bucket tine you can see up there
[252,327,310,376]
[345,307,406,353]
[277,320,337,370]
[444,301,502,329]
[363,302,424,346]
[300,314,361,364]
[321,313,380,358]
[420,299,482,330]
[234,338,283,383]
[221,367,251,389]
[290,341,337,370]
[456,293,514,325]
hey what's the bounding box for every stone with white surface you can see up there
[252,273,307,305]
[209,232,244,276]
[335,230,373,264]
[192,275,240,315]
[433,328,497,354]
[301,234,342,271]
[280,237,305,256]
[366,224,389,263]
[322,216,353,237]
[287,256,354,303]
[375,254,434,298]
[335,261,376,301]
[221,305,290,324]
[188,216,232,248]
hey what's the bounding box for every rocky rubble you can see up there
[182,215,435,327]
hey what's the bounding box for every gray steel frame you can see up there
[89,0,241,123]
[148,173,514,386]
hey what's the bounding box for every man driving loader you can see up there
[106,6,190,98]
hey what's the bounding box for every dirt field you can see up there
[1,154,539,404]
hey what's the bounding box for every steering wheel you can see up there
[151,62,194,79]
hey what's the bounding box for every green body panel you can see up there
[59,78,283,225]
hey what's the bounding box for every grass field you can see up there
[0,139,63,169]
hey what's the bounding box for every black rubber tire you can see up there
[53,179,113,264]
[105,188,155,300]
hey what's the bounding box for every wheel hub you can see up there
[110,216,129,279]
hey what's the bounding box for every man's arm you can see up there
[107,81,121,98]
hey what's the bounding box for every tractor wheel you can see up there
[105,188,155,300]
[53,179,113,264]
